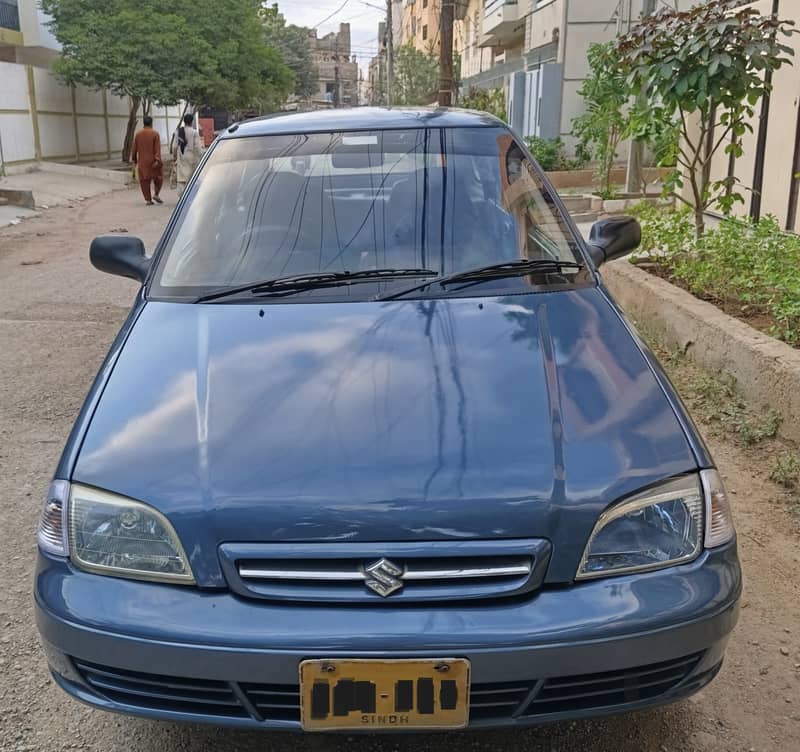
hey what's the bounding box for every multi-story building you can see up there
[400,0,442,54]
[456,1,693,152]
[0,0,59,66]
[310,23,359,107]
[455,0,494,82]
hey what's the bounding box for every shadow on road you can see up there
[98,702,702,752]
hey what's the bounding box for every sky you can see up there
[276,0,386,77]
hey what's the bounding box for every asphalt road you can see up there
[0,187,798,752]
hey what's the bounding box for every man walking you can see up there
[172,113,203,196]
[130,116,164,205]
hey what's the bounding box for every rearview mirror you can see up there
[90,235,150,282]
[586,216,641,267]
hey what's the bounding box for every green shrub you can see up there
[629,203,800,346]
[459,87,506,122]
[524,136,589,172]
[771,453,800,488]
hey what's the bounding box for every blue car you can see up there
[35,108,740,733]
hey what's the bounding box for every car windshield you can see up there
[152,126,582,297]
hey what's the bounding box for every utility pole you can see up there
[334,35,340,108]
[438,0,455,106]
[625,0,656,194]
[386,1,394,106]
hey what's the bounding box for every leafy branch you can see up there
[617,0,796,238]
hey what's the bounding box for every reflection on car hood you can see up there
[74,291,697,583]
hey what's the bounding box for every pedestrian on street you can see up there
[131,115,164,205]
[172,113,203,196]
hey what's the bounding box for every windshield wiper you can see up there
[376,259,585,301]
[196,268,438,302]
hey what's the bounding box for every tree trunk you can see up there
[694,167,710,240]
[693,207,706,241]
[122,96,141,163]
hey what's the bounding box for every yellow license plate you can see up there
[299,658,470,731]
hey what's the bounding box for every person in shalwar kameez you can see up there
[130,116,164,205]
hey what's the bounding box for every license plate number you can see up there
[299,658,470,731]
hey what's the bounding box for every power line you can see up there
[313,0,353,29]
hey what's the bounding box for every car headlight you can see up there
[577,471,734,580]
[67,484,194,584]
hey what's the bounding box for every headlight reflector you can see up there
[38,480,70,557]
[68,484,194,584]
[701,468,735,548]
[577,475,704,580]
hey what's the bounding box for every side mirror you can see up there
[586,216,641,267]
[90,235,150,282]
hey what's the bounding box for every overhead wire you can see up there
[313,0,353,29]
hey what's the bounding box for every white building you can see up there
[456,1,693,151]
[0,0,59,66]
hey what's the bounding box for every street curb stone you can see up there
[603,259,800,444]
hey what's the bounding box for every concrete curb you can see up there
[0,188,35,209]
[39,162,132,186]
[546,166,671,190]
[602,259,800,444]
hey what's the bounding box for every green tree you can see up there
[571,42,628,199]
[41,0,292,161]
[188,0,292,112]
[262,4,317,98]
[617,0,795,238]
[393,43,439,106]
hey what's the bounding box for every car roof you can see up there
[220,107,506,138]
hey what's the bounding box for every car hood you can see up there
[74,290,698,584]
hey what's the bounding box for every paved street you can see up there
[1,187,799,752]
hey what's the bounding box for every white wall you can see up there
[527,0,563,54]
[0,62,36,163]
[0,60,184,169]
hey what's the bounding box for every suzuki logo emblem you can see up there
[364,558,404,597]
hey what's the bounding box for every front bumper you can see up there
[35,543,741,730]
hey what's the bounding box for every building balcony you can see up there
[480,0,524,48]
[0,0,20,31]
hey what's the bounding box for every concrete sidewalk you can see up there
[0,169,129,211]
[0,203,38,228]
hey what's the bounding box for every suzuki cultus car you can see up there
[35,108,740,732]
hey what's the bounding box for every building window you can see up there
[412,17,416,35]
[0,0,21,32]
[422,24,428,40]
[423,0,428,7]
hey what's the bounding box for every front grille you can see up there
[74,660,247,718]
[469,681,535,721]
[72,652,705,724]
[238,680,538,723]
[219,539,551,603]
[240,683,301,722]
[521,653,703,716]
